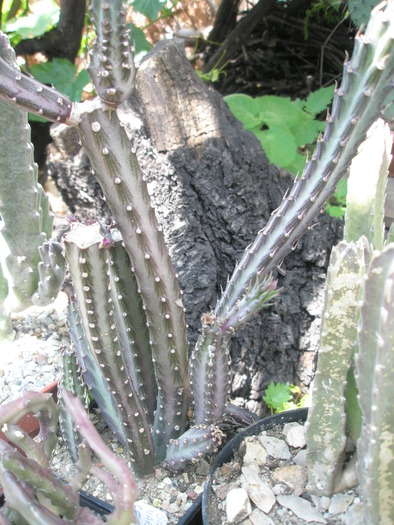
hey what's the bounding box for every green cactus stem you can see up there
[88,0,135,105]
[165,423,224,472]
[75,109,190,461]
[59,348,90,463]
[0,35,65,312]
[305,238,370,496]
[192,0,394,432]
[63,222,155,475]
[0,390,137,525]
[0,32,72,123]
[67,300,129,448]
[356,244,394,525]
[190,316,231,425]
[215,0,394,323]
[0,264,13,340]
[344,118,391,248]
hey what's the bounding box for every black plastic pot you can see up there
[202,407,308,525]
[0,490,202,524]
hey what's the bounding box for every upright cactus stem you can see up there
[356,245,394,525]
[88,0,135,105]
[64,222,155,476]
[0,33,65,313]
[76,109,190,461]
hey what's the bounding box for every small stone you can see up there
[243,437,268,466]
[293,448,307,466]
[329,493,354,515]
[249,508,275,525]
[283,422,306,448]
[246,482,276,513]
[213,481,239,500]
[241,465,262,484]
[276,495,327,523]
[272,464,308,496]
[226,488,252,524]
[258,434,291,460]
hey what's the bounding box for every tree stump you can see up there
[46,40,342,416]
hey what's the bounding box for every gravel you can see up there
[0,292,208,523]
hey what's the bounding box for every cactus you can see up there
[190,0,394,428]
[305,114,393,512]
[0,390,137,524]
[356,244,394,525]
[0,33,65,316]
[0,0,392,483]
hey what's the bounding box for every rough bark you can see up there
[46,39,342,416]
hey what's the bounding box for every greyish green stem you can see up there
[76,108,190,461]
[356,244,394,525]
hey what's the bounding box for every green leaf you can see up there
[29,59,90,102]
[291,115,322,147]
[284,152,307,175]
[224,94,261,130]
[303,85,335,115]
[255,95,304,130]
[255,127,297,167]
[130,25,151,60]
[263,382,293,413]
[132,0,166,20]
[5,0,59,40]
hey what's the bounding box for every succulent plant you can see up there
[0,390,137,524]
[304,115,394,522]
[0,0,392,485]
[0,34,66,317]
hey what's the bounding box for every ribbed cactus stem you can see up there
[190,317,231,425]
[67,300,128,446]
[0,32,72,123]
[306,238,370,496]
[215,0,394,321]
[88,0,135,105]
[165,424,224,472]
[0,34,65,311]
[76,107,190,461]
[1,451,79,519]
[59,348,90,463]
[356,244,394,525]
[63,222,155,475]
[107,236,158,420]
[32,240,66,306]
[344,119,391,248]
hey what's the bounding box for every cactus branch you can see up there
[76,108,190,461]
[0,32,73,123]
[215,1,394,321]
[356,244,394,525]
[88,0,135,105]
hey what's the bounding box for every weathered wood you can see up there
[46,40,342,415]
